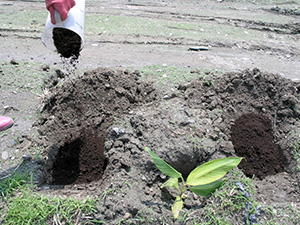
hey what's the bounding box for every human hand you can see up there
[46,0,76,24]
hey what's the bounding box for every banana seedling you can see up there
[144,147,242,218]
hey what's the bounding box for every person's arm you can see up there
[46,0,76,24]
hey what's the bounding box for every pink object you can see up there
[0,116,13,131]
[46,0,76,24]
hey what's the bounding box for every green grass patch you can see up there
[140,65,200,86]
[193,169,259,224]
[193,169,300,225]
[85,14,271,44]
[0,173,29,197]
[269,203,300,225]
[140,65,223,95]
[0,10,45,31]
[0,61,49,94]
[289,130,300,171]
[0,159,98,225]
[1,185,98,224]
[85,14,202,37]
[85,7,299,47]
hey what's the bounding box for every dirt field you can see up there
[0,0,300,224]
[1,0,300,80]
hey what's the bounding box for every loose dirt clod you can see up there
[231,113,284,179]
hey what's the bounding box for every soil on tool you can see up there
[52,27,81,59]
[36,67,300,224]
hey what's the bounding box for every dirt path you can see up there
[0,0,299,80]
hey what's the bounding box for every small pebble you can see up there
[22,155,32,161]
[10,59,19,65]
[124,212,131,219]
[1,151,9,160]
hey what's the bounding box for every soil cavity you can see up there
[51,129,107,185]
[231,113,284,180]
[53,27,81,75]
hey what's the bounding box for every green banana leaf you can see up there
[144,147,182,179]
[172,196,183,218]
[190,179,223,196]
[161,177,179,189]
[186,157,242,186]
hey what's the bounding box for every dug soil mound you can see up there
[38,68,159,185]
[37,68,300,224]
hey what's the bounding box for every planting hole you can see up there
[51,129,107,185]
[231,113,284,179]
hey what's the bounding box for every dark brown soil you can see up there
[52,27,81,59]
[231,113,284,179]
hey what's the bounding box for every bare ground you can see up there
[0,0,300,224]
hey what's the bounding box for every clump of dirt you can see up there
[268,6,300,16]
[37,68,300,224]
[231,113,284,179]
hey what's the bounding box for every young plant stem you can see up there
[179,175,187,197]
